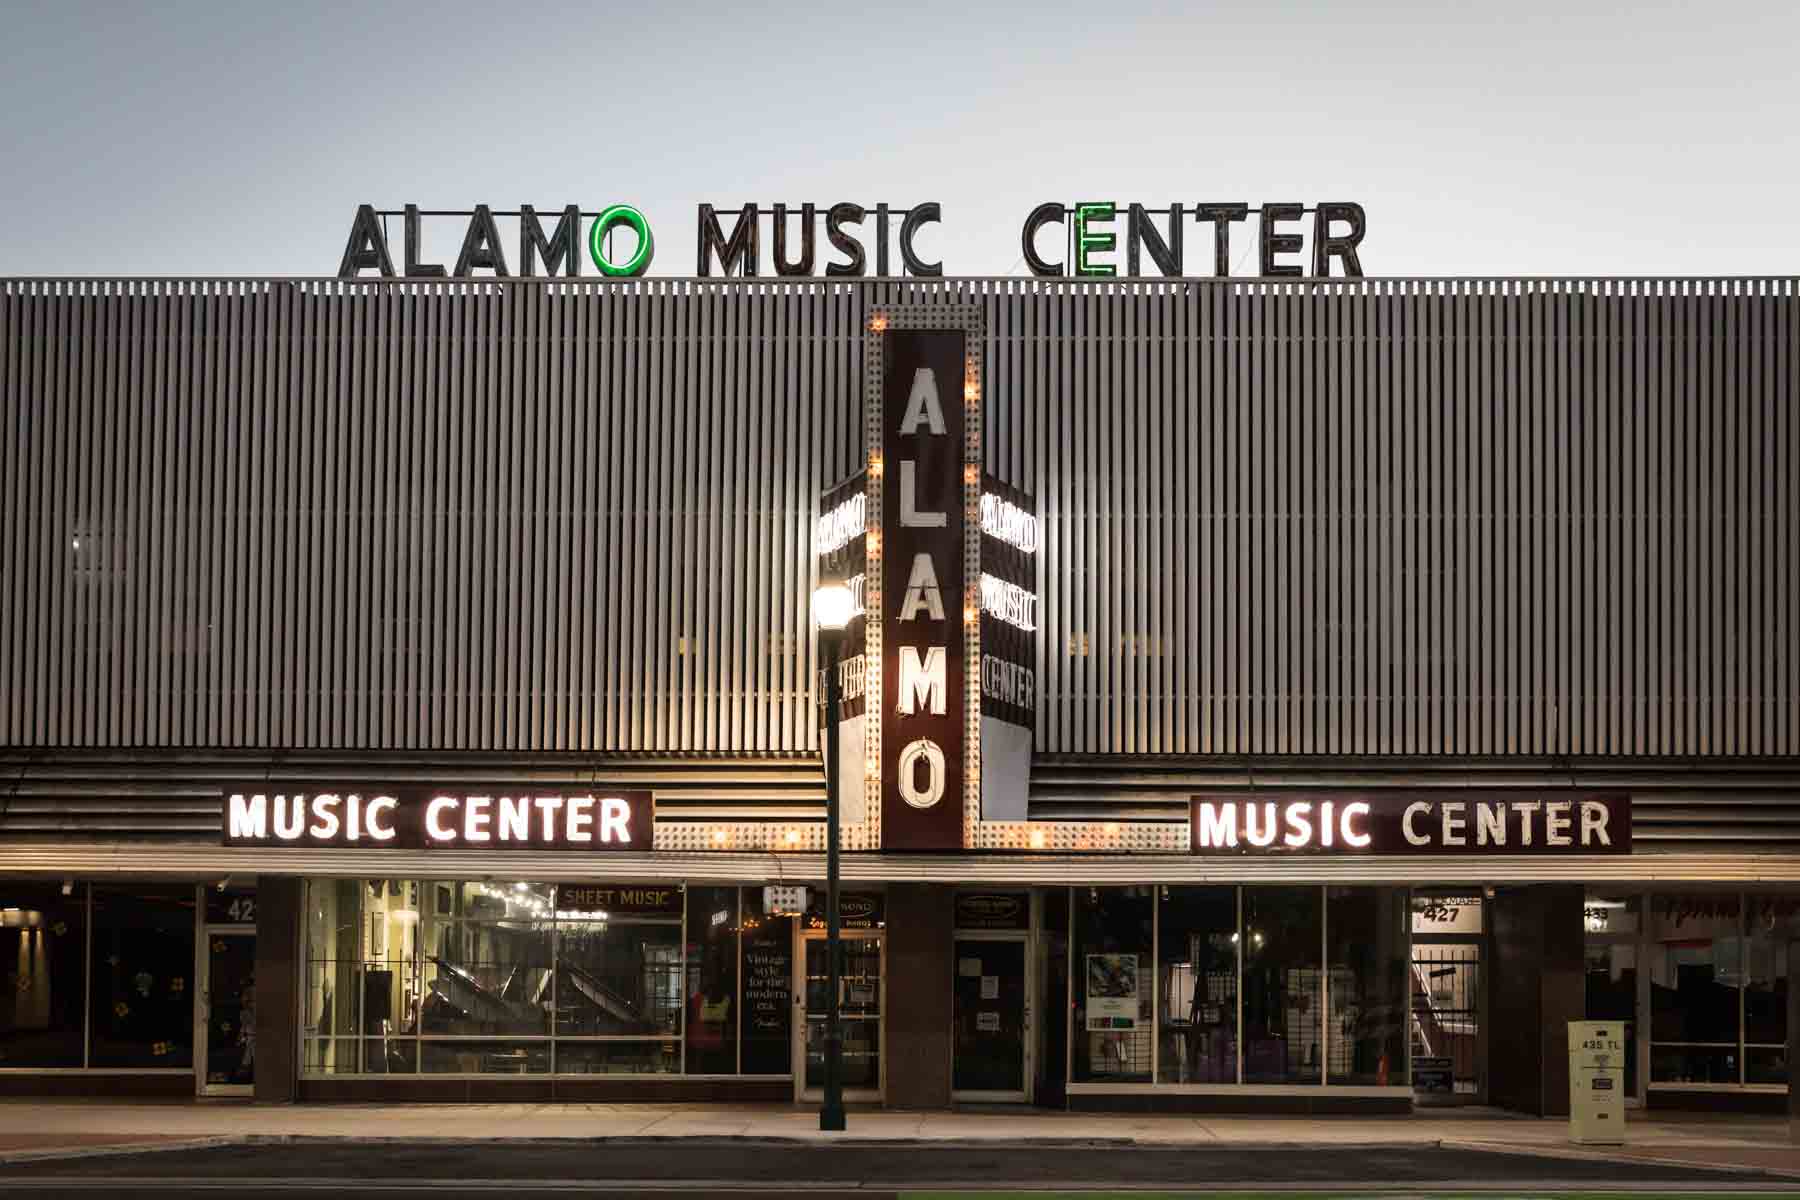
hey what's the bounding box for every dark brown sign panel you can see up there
[1189,792,1631,855]
[222,787,653,850]
[881,329,967,850]
[955,892,1030,930]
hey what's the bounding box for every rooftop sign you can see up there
[337,202,1367,280]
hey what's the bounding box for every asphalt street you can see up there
[0,1138,1778,1197]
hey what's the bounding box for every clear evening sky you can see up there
[2,0,1794,278]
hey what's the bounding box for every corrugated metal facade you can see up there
[4,277,1794,765]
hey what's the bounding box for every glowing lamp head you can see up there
[812,582,855,632]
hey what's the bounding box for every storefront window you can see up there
[1744,895,1799,1084]
[0,883,86,1068]
[684,886,739,1074]
[1242,887,1323,1084]
[303,879,705,1076]
[1158,886,1236,1083]
[88,884,195,1068]
[422,921,553,1037]
[1073,886,1152,1082]
[1584,890,1639,1095]
[1327,887,1408,1086]
[1650,892,1741,1084]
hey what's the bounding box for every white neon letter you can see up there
[463,795,492,842]
[1341,801,1372,848]
[497,796,530,842]
[899,366,947,435]
[565,795,595,843]
[426,795,459,842]
[1579,800,1612,847]
[1244,802,1278,848]
[897,645,947,714]
[1195,802,1237,849]
[898,460,947,528]
[896,738,946,809]
[1282,801,1314,848]
[1545,800,1573,846]
[1402,801,1431,847]
[599,796,633,844]
[366,795,398,841]
[227,793,267,840]
[900,552,945,621]
[273,795,305,840]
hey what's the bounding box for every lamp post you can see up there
[812,582,853,1133]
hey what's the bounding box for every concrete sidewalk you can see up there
[0,1100,1793,1177]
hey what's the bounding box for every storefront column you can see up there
[1488,884,1584,1116]
[253,876,302,1104]
[885,883,953,1107]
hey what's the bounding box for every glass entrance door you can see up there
[953,936,1029,1099]
[200,930,256,1094]
[796,931,882,1101]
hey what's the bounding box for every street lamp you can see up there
[812,581,853,1133]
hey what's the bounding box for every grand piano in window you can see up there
[420,958,549,1036]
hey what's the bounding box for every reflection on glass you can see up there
[685,886,738,1074]
[555,1040,678,1074]
[1072,886,1152,1083]
[0,883,86,1068]
[1158,886,1236,1083]
[88,884,196,1068]
[420,1039,550,1074]
[422,923,553,1037]
[1584,891,1639,1096]
[556,923,682,1037]
[1650,892,1741,1083]
[1327,887,1407,1085]
[803,937,882,1090]
[1242,887,1322,1085]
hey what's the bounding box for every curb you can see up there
[1446,1136,1800,1182]
[0,1135,243,1166]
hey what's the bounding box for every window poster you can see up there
[1085,953,1139,1030]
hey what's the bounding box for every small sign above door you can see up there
[955,892,1030,931]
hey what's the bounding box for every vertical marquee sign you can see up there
[817,306,1037,851]
[879,325,969,850]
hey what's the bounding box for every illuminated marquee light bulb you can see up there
[1027,828,1047,850]
[869,314,889,333]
